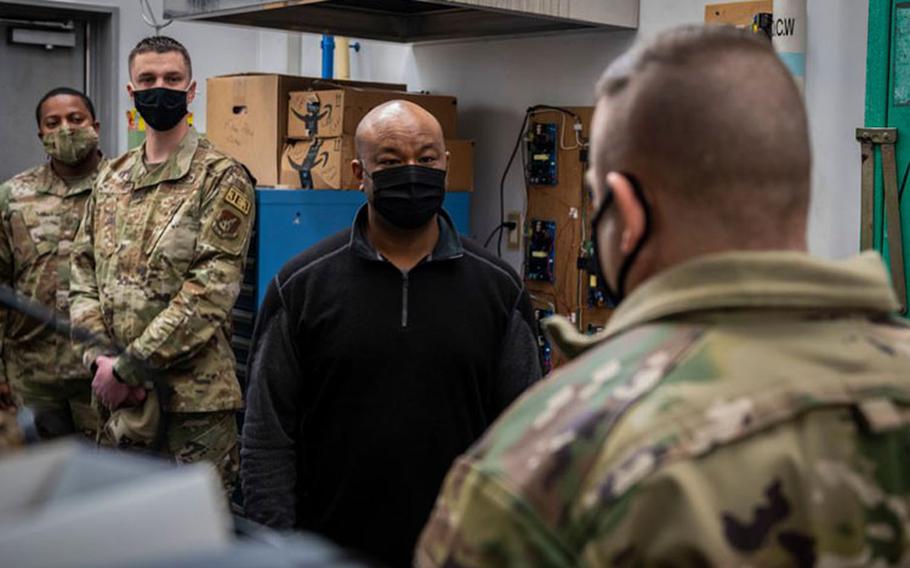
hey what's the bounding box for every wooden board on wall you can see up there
[524,106,611,369]
[705,1,772,26]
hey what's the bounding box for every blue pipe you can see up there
[321,34,335,79]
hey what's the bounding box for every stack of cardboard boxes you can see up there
[206,73,474,192]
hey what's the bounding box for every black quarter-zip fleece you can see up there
[241,206,541,567]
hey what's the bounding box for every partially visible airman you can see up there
[417,25,910,567]
[0,87,105,440]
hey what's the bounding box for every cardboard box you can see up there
[280,136,358,190]
[279,137,474,192]
[206,74,406,186]
[444,139,475,192]
[287,89,458,139]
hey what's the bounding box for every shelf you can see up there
[162,0,639,43]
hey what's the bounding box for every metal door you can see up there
[863,0,910,314]
[0,15,86,182]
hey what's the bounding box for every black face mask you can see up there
[369,165,446,230]
[133,87,188,132]
[591,174,651,306]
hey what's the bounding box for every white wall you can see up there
[385,0,869,264]
[403,29,639,266]
[804,0,868,259]
[54,0,277,152]
[54,0,412,152]
[56,0,869,263]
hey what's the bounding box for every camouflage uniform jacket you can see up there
[417,251,910,567]
[0,161,105,386]
[70,129,254,413]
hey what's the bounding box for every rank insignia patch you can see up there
[224,187,251,215]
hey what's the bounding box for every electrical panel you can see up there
[522,106,609,374]
[533,307,554,374]
[526,219,556,282]
[527,122,558,185]
[582,240,610,309]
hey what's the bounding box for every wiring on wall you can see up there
[552,110,584,151]
[483,220,518,248]
[493,110,531,257]
[139,0,173,35]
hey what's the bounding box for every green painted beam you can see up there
[865,0,891,253]
[867,0,892,127]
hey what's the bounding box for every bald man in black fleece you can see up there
[241,100,541,567]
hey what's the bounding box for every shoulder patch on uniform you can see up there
[212,208,243,240]
[224,187,251,216]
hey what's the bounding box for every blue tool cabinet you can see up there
[253,189,472,307]
[231,189,472,381]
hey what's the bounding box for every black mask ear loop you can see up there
[592,173,651,306]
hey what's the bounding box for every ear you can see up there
[126,82,135,99]
[443,149,450,191]
[186,79,197,105]
[352,158,365,190]
[607,172,645,255]
[92,120,101,134]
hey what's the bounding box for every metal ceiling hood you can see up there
[162,0,639,43]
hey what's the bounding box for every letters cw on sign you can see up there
[775,17,796,37]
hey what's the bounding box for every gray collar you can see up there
[544,251,901,361]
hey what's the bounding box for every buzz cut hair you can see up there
[129,35,193,78]
[593,24,810,211]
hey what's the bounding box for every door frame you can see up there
[0,0,119,158]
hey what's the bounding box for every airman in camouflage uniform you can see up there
[0,88,106,440]
[417,26,910,566]
[419,252,910,566]
[70,36,254,494]
[70,127,253,490]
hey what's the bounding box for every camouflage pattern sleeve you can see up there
[69,188,113,369]
[112,164,254,386]
[0,181,12,383]
[416,457,573,568]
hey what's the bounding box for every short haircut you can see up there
[594,25,810,223]
[129,35,193,79]
[35,87,96,125]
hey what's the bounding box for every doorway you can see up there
[0,1,117,182]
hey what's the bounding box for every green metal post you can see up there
[864,0,891,254]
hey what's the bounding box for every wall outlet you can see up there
[507,211,521,249]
